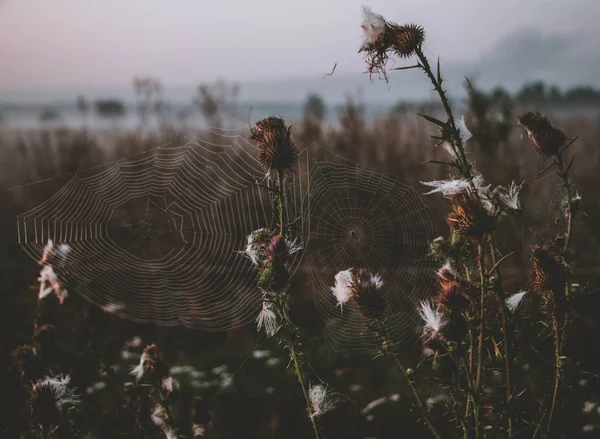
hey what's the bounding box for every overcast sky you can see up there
[1,0,599,92]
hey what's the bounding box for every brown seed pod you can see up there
[350,268,386,321]
[517,111,567,157]
[447,193,497,240]
[392,23,425,58]
[250,117,298,171]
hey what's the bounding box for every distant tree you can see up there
[39,107,61,122]
[76,95,90,129]
[95,99,125,119]
[133,77,164,129]
[516,81,547,106]
[193,80,239,128]
[300,93,326,144]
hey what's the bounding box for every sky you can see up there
[1,0,599,101]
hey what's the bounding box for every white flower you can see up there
[256,302,279,338]
[38,265,68,304]
[331,268,354,309]
[421,178,470,197]
[151,404,177,439]
[360,6,386,49]
[32,375,80,410]
[418,300,446,340]
[505,291,527,313]
[499,181,524,211]
[456,116,473,144]
[309,383,336,418]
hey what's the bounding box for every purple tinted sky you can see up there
[1,0,598,90]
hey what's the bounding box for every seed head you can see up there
[517,111,567,157]
[331,268,354,309]
[250,117,298,171]
[392,23,425,58]
[309,383,337,419]
[505,291,527,313]
[256,301,280,338]
[447,193,497,240]
[531,241,567,298]
[30,375,79,430]
[350,268,386,320]
[418,299,447,348]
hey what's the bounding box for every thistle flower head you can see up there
[505,291,527,313]
[130,344,170,385]
[256,301,280,338]
[447,193,497,240]
[241,228,274,267]
[350,268,386,320]
[360,6,387,49]
[331,268,354,309]
[418,300,446,346]
[498,181,524,211]
[392,23,425,58]
[517,111,567,157]
[421,178,471,197]
[309,383,336,419]
[250,116,298,171]
[436,261,457,288]
[30,375,79,429]
[438,282,470,311]
[531,241,567,298]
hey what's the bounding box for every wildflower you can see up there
[505,291,527,313]
[456,116,473,144]
[498,181,524,211]
[421,178,471,197]
[151,404,177,439]
[38,265,68,304]
[241,228,273,267]
[30,375,80,430]
[392,23,425,59]
[250,117,298,171]
[447,193,497,240]
[331,268,354,309]
[309,383,336,418]
[256,301,280,337]
[517,111,567,157]
[418,300,446,345]
[350,268,386,320]
[359,7,396,77]
[360,6,387,49]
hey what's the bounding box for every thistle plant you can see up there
[331,268,441,439]
[245,116,327,439]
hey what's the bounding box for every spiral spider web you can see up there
[15,129,307,330]
[522,169,600,295]
[305,149,438,353]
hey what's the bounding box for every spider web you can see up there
[15,128,307,330]
[305,149,438,353]
[9,128,438,353]
[522,169,600,295]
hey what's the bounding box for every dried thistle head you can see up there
[30,375,79,431]
[531,240,567,299]
[350,268,386,320]
[447,193,497,240]
[392,23,425,58]
[441,311,468,342]
[517,111,567,157]
[438,281,470,311]
[250,116,298,171]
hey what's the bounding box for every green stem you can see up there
[289,341,322,439]
[489,235,513,436]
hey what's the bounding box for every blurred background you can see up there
[2,1,600,438]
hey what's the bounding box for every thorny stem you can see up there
[376,321,441,439]
[534,152,575,438]
[474,242,487,439]
[489,235,513,436]
[277,169,285,237]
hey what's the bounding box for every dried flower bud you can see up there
[392,23,425,59]
[250,117,298,171]
[531,241,567,298]
[350,269,386,320]
[517,111,567,157]
[447,193,497,240]
[438,282,470,311]
[267,235,288,263]
[30,375,79,431]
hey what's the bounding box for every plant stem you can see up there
[489,235,513,436]
[289,340,322,439]
[474,242,487,439]
[277,169,285,237]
